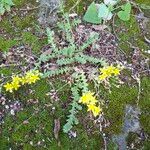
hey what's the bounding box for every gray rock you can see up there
[113,105,141,150]
[38,0,61,26]
[123,105,141,133]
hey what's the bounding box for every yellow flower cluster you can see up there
[99,65,121,81]
[79,91,102,117]
[4,70,41,93]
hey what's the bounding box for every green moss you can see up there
[135,0,150,5]
[115,16,149,55]
[65,0,93,15]
[31,79,52,103]
[13,14,35,30]
[139,77,150,134]
[1,108,53,149]
[0,67,18,76]
[1,78,104,149]
[107,140,118,150]
[143,140,150,150]
[21,32,46,54]
[118,42,131,55]
[0,37,18,52]
[104,85,138,134]
[13,0,38,8]
[0,18,14,33]
[13,79,52,104]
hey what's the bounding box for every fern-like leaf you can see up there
[42,67,72,78]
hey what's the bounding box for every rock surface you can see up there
[38,0,61,26]
[113,105,141,150]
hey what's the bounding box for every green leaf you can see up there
[121,2,131,13]
[117,11,130,21]
[4,4,11,11]
[104,0,118,6]
[74,117,79,125]
[83,2,101,24]
[0,5,5,15]
[98,3,113,20]
[117,2,131,21]
[4,0,14,6]
[63,122,72,133]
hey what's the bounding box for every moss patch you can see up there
[0,66,19,77]
[0,37,18,52]
[13,14,35,30]
[65,0,93,15]
[13,0,38,8]
[0,18,14,33]
[104,85,138,134]
[1,79,103,149]
[21,32,47,54]
[115,16,149,55]
[139,77,150,135]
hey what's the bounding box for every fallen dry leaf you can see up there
[54,118,60,140]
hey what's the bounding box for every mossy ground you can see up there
[0,0,150,149]
[115,16,149,55]
[0,79,103,150]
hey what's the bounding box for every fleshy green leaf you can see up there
[83,2,101,24]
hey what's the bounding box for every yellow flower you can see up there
[99,65,121,81]
[99,73,108,80]
[11,81,21,91]
[4,83,13,93]
[25,74,40,84]
[87,104,102,117]
[29,75,40,84]
[112,68,120,75]
[20,77,28,85]
[12,75,22,83]
[4,70,41,93]
[25,70,40,84]
[79,91,97,104]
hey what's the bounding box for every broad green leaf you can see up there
[4,0,14,6]
[121,2,131,13]
[5,4,11,11]
[98,3,113,20]
[117,2,131,21]
[83,2,101,24]
[104,0,118,6]
[117,11,130,21]
[0,5,5,15]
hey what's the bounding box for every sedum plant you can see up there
[63,71,89,133]
[34,9,107,133]
[0,0,14,15]
[35,12,106,78]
